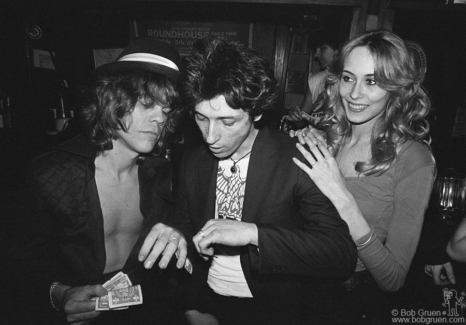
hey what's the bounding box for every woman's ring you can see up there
[311,161,316,166]
[198,229,206,239]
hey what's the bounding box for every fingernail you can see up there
[159,262,166,269]
[138,255,145,261]
[145,260,152,269]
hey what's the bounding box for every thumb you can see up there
[87,284,108,297]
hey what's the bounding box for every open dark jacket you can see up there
[173,126,357,316]
[9,134,174,322]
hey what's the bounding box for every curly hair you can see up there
[181,38,278,118]
[81,69,180,156]
[322,29,432,176]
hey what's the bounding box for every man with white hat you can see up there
[10,38,188,325]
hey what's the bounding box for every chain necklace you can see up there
[229,150,252,173]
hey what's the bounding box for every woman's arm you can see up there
[293,136,371,241]
[447,217,466,262]
[357,165,435,291]
[294,137,435,291]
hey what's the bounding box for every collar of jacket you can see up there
[52,133,173,202]
[53,133,97,159]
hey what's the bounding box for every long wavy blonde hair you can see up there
[321,29,431,176]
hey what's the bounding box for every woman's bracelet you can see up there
[49,281,60,311]
[356,231,373,247]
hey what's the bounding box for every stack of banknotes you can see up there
[95,272,142,311]
[95,256,192,311]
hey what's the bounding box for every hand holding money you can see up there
[52,283,107,323]
[95,272,143,311]
[95,254,193,312]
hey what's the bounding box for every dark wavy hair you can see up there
[322,29,432,176]
[181,38,278,119]
[81,69,180,156]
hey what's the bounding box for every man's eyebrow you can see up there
[194,111,207,118]
[194,111,241,120]
[219,116,240,120]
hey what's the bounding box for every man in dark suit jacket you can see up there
[173,38,357,325]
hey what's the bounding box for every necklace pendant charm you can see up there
[228,150,251,174]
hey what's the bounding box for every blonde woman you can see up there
[293,29,436,324]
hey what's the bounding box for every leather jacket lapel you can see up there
[197,147,218,225]
[242,127,278,223]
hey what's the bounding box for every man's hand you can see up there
[138,223,188,270]
[193,219,258,260]
[54,283,107,325]
[185,310,219,325]
[425,263,456,285]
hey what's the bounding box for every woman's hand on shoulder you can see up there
[292,135,344,199]
[287,105,304,122]
[289,125,333,155]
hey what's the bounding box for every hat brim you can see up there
[91,61,179,83]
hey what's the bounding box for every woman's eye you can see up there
[366,79,377,85]
[342,75,352,82]
[162,107,172,114]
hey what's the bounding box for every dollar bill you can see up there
[175,250,193,274]
[95,294,110,311]
[102,272,123,288]
[103,273,132,291]
[184,257,193,274]
[95,272,132,311]
[108,284,143,309]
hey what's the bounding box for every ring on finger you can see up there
[311,161,316,166]
[170,236,178,242]
[198,229,206,239]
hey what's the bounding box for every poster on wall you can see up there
[131,20,253,56]
[33,49,55,70]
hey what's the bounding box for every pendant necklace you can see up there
[229,150,252,173]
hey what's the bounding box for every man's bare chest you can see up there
[95,174,144,236]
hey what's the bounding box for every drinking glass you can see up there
[432,168,466,225]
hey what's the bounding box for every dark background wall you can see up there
[392,7,466,170]
[0,1,465,322]
[0,0,350,173]
[0,0,465,242]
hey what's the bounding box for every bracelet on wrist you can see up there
[49,281,60,311]
[356,230,373,247]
